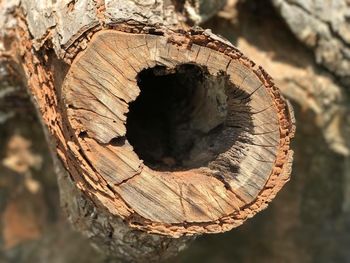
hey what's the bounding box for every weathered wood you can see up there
[0,0,295,261]
[58,28,294,236]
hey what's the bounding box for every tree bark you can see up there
[272,0,350,87]
[0,0,295,262]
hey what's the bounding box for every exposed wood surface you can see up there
[0,0,295,260]
[0,0,295,235]
[2,1,350,263]
[58,28,295,236]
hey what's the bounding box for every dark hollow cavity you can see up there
[126,64,248,171]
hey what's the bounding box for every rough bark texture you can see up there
[272,0,350,87]
[0,0,296,261]
[174,0,227,24]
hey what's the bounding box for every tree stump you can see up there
[0,0,295,261]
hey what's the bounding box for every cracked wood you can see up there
[61,29,295,233]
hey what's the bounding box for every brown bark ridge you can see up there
[0,0,295,261]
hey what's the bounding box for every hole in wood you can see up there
[78,131,88,138]
[126,63,240,171]
[61,30,294,234]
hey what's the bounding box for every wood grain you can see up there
[60,29,295,236]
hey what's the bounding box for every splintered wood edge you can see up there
[60,28,295,237]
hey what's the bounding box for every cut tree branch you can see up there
[0,0,295,261]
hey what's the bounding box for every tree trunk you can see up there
[272,0,350,88]
[0,0,295,262]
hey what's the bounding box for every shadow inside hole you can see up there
[126,63,253,171]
